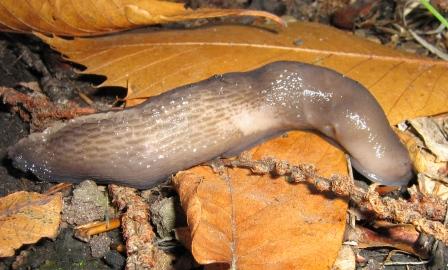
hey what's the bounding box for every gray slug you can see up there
[8,61,413,189]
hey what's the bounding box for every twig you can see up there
[108,185,172,270]
[216,153,448,244]
[44,183,72,195]
[74,219,121,242]
[384,260,429,266]
[0,86,95,131]
[408,29,448,60]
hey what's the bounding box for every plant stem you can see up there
[419,0,448,28]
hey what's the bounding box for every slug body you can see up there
[9,61,412,188]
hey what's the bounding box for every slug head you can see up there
[350,147,413,186]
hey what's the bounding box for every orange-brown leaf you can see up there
[356,224,425,258]
[0,0,282,36]
[0,191,62,257]
[173,132,348,269]
[35,22,448,268]
[39,22,448,124]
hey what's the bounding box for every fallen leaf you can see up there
[398,128,440,180]
[398,115,448,199]
[173,132,348,269]
[37,21,448,268]
[0,191,62,257]
[356,224,426,258]
[418,174,448,200]
[332,245,356,270]
[38,22,448,124]
[0,0,282,36]
[409,117,448,162]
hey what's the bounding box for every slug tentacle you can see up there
[9,61,413,188]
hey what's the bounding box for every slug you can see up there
[8,61,413,189]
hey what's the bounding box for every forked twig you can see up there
[213,153,448,244]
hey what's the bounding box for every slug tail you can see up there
[8,133,50,179]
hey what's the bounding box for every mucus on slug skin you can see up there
[8,61,413,189]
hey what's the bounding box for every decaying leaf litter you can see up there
[0,0,446,268]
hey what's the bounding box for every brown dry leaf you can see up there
[39,22,448,124]
[398,116,448,199]
[0,0,282,36]
[38,22,448,268]
[356,224,425,258]
[332,245,356,270]
[0,191,62,257]
[173,132,348,269]
[408,116,448,162]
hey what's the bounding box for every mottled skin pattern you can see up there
[9,61,413,189]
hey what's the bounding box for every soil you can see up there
[0,34,126,270]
